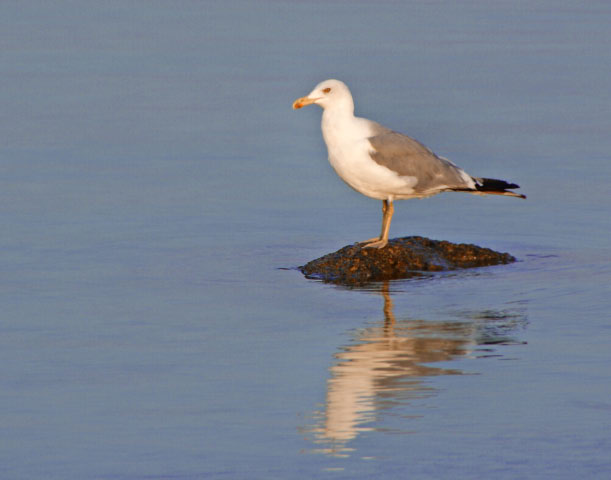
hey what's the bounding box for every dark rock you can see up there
[299,236,515,285]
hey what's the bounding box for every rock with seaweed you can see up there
[299,236,515,285]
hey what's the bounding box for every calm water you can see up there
[2,1,610,479]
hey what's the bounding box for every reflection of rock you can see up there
[300,236,515,285]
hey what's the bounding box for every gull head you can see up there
[292,79,353,112]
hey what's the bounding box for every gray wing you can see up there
[367,125,474,193]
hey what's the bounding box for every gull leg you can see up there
[360,200,392,248]
[358,200,387,245]
[364,200,393,248]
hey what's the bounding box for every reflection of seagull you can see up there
[293,79,525,248]
[310,284,470,454]
[305,284,527,457]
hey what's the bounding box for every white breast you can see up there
[321,114,417,200]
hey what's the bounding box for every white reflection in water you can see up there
[303,283,526,457]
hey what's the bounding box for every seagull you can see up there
[293,79,525,248]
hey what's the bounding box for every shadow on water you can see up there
[301,281,527,458]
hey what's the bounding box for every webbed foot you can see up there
[361,238,388,249]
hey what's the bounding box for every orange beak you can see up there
[292,96,316,109]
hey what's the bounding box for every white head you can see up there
[293,79,354,113]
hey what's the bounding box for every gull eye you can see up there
[322,87,331,94]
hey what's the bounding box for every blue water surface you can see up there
[1,1,610,479]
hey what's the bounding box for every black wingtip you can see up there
[473,177,525,198]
